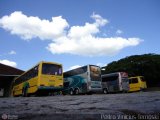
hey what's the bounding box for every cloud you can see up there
[68,13,108,39]
[0,59,17,67]
[116,29,123,35]
[91,13,108,26]
[8,50,16,55]
[0,11,69,40]
[0,11,142,56]
[96,63,107,67]
[0,50,16,56]
[47,13,141,56]
[47,36,141,56]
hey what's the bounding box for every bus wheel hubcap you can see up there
[75,89,79,95]
[70,90,73,95]
[104,89,107,94]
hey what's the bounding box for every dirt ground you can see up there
[0,91,160,120]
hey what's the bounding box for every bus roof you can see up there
[64,64,100,73]
[14,61,62,81]
[41,61,62,66]
[102,72,128,77]
[129,76,144,79]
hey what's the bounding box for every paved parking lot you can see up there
[0,91,160,120]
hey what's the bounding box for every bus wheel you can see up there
[75,88,79,95]
[103,88,108,94]
[22,87,28,97]
[123,90,128,93]
[69,89,74,95]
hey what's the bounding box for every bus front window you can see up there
[90,66,101,81]
[42,63,62,75]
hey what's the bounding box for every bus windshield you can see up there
[42,63,62,75]
[90,65,101,81]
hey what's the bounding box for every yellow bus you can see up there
[12,61,63,97]
[129,76,147,92]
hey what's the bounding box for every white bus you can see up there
[102,72,129,93]
[63,65,102,95]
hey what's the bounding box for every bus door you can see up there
[62,81,70,95]
[106,75,119,92]
[109,77,119,92]
[64,81,70,88]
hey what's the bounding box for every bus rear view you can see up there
[102,72,129,93]
[12,61,63,97]
[63,65,102,95]
[89,65,102,93]
[38,62,63,94]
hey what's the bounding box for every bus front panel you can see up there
[89,65,102,92]
[38,63,63,91]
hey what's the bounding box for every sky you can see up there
[0,0,160,71]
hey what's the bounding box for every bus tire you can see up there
[75,88,79,95]
[87,92,92,95]
[69,89,74,95]
[22,87,28,97]
[103,88,108,94]
[122,90,128,93]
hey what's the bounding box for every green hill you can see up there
[101,53,160,87]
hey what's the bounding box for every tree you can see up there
[102,54,160,87]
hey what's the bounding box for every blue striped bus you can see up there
[62,65,102,95]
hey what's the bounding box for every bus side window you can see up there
[129,79,132,84]
[132,78,138,84]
